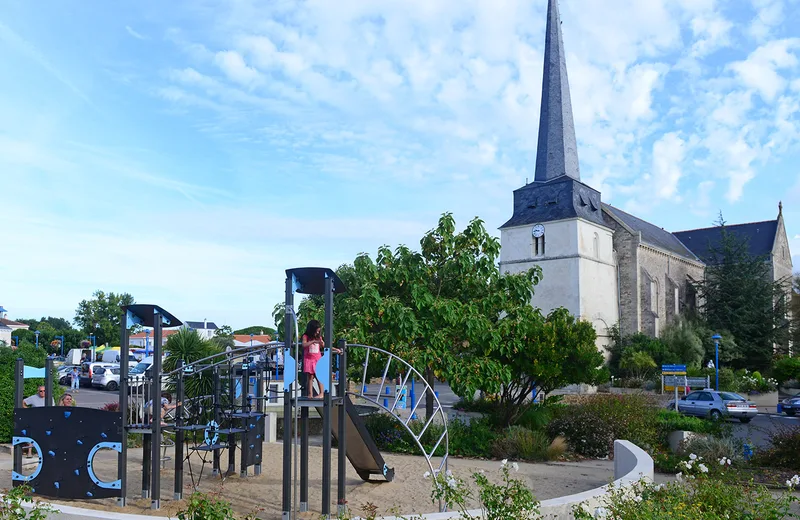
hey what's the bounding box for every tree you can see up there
[210,324,234,350]
[619,350,657,381]
[659,318,704,369]
[234,325,276,336]
[163,328,221,399]
[74,291,135,347]
[693,214,790,371]
[283,213,606,425]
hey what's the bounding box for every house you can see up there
[128,329,180,348]
[0,306,30,346]
[498,0,792,350]
[183,320,219,340]
[233,334,272,348]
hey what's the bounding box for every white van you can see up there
[98,350,138,367]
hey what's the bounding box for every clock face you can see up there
[532,224,545,238]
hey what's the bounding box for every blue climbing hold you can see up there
[86,492,93,497]
[256,435,261,439]
[48,451,55,457]
[101,433,107,439]
[74,469,80,476]
[46,431,51,436]
[21,430,26,435]
[64,411,71,418]
[77,440,83,445]
[249,444,254,449]
[54,482,60,489]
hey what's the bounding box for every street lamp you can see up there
[712,334,722,391]
[145,330,151,358]
[34,330,40,349]
[89,334,96,362]
[250,333,254,349]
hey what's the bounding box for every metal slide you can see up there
[330,395,395,482]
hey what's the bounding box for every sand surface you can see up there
[3,444,614,519]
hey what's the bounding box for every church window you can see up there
[650,279,659,313]
[593,232,599,259]
[674,287,679,315]
[533,235,546,257]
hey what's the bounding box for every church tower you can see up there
[499,0,619,349]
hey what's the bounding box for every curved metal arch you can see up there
[162,342,285,377]
[346,344,449,484]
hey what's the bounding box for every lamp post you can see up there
[34,330,40,349]
[145,330,151,358]
[250,333,254,349]
[712,334,722,391]
[89,334,96,362]
[56,335,65,356]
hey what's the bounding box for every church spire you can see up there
[534,0,581,183]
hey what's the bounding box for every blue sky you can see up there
[3,0,800,330]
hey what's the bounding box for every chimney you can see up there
[204,319,207,329]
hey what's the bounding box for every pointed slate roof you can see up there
[534,0,581,183]
[673,221,778,263]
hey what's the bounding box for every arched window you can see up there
[650,279,659,312]
[593,232,599,259]
[532,234,546,257]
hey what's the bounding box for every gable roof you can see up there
[0,317,30,329]
[0,323,12,331]
[673,220,778,262]
[184,321,218,330]
[233,334,272,346]
[602,204,700,262]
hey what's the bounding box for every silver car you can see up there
[92,365,121,391]
[667,389,758,423]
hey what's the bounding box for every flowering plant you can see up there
[427,460,540,520]
[739,370,778,393]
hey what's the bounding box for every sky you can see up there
[2,0,800,330]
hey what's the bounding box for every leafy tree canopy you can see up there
[73,290,135,347]
[234,325,276,336]
[280,213,606,425]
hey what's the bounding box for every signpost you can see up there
[662,364,687,413]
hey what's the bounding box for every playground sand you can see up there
[4,444,614,519]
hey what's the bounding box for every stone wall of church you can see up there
[604,216,640,337]
[637,245,705,337]
[772,217,793,287]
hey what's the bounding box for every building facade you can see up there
[499,0,792,351]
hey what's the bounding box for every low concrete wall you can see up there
[7,498,178,520]
[370,440,654,520]
[747,391,779,413]
[667,430,705,453]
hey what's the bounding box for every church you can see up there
[499,0,793,349]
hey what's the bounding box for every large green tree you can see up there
[234,325,276,336]
[284,213,606,425]
[73,291,135,347]
[693,215,791,371]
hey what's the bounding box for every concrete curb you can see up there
[5,496,178,520]
[368,440,654,520]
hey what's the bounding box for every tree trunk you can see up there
[425,367,435,420]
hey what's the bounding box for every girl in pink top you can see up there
[302,319,340,398]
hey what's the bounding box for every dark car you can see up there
[781,397,800,416]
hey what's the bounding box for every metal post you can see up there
[715,339,720,391]
[300,406,309,512]
[675,382,679,413]
[212,365,221,476]
[13,358,24,474]
[240,363,250,477]
[282,273,294,520]
[119,312,130,507]
[150,313,163,510]
[322,275,333,518]
[44,358,54,406]
[174,360,185,500]
[255,362,264,476]
[227,362,236,476]
[337,339,347,516]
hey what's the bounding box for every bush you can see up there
[655,409,729,444]
[447,417,497,458]
[773,357,800,387]
[516,403,565,432]
[176,492,235,520]
[0,345,57,443]
[678,435,744,464]
[491,426,551,461]
[754,425,800,470]
[547,395,660,458]
[0,484,57,519]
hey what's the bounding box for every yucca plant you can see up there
[162,328,222,402]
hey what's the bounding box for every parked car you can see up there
[80,362,117,387]
[58,365,80,385]
[781,397,799,417]
[92,365,121,391]
[667,389,758,423]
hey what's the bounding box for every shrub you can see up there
[655,409,729,444]
[176,491,235,520]
[0,345,56,442]
[447,417,497,458]
[547,395,660,458]
[773,357,800,387]
[678,435,744,464]
[754,425,800,470]
[101,402,120,412]
[516,403,564,432]
[491,426,550,461]
[0,484,56,519]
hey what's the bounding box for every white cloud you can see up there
[214,50,260,87]
[125,25,147,40]
[748,0,785,41]
[729,39,800,102]
[652,133,686,199]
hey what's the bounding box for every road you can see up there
[731,412,799,448]
[60,384,119,409]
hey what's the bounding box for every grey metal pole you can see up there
[174,359,185,500]
[227,361,236,476]
[337,339,347,516]
[212,365,221,476]
[44,357,53,406]
[255,361,264,476]
[13,358,24,474]
[240,363,250,477]
[282,275,293,520]
[321,275,333,518]
[151,313,163,510]
[119,312,130,507]
[300,406,309,512]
